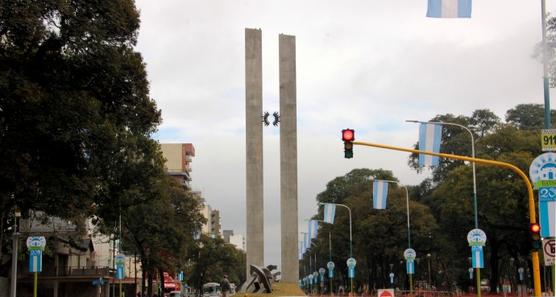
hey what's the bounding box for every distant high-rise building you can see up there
[223,229,245,251]
[160,143,195,189]
[229,234,246,251]
[223,230,234,242]
[200,203,212,235]
[211,210,221,236]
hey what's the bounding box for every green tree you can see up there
[505,104,556,130]
[188,236,246,296]
[306,169,439,291]
[0,0,161,267]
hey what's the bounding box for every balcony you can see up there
[19,266,111,278]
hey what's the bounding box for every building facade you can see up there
[160,143,195,189]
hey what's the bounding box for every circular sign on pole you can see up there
[327,261,335,270]
[529,152,556,188]
[467,229,487,246]
[404,248,416,260]
[319,268,326,275]
[346,257,356,268]
[115,254,125,267]
[26,236,46,251]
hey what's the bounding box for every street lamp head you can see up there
[427,253,431,258]
[405,120,419,123]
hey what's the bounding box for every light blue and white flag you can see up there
[539,187,556,237]
[418,123,442,167]
[303,232,309,251]
[308,220,319,239]
[427,0,471,18]
[373,180,389,209]
[299,242,304,260]
[471,246,484,268]
[406,260,415,275]
[323,203,336,224]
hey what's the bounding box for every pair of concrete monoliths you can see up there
[245,28,298,283]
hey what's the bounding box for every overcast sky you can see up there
[134,0,555,267]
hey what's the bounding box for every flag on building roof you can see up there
[427,0,472,18]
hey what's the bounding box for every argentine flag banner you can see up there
[323,203,336,224]
[299,242,304,260]
[309,220,319,239]
[418,123,442,167]
[373,180,389,209]
[427,0,471,18]
[303,233,309,252]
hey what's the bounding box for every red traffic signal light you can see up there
[342,129,355,159]
[342,129,355,142]
[530,223,541,234]
[530,223,542,250]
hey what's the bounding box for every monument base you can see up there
[242,282,305,297]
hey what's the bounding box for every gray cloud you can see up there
[137,0,555,267]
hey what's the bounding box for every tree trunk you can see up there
[489,239,500,294]
[141,264,146,296]
[159,268,165,296]
[0,212,4,261]
[147,270,153,297]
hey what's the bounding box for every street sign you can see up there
[327,261,335,278]
[543,239,555,266]
[28,250,42,273]
[529,152,556,189]
[378,289,395,297]
[178,271,184,282]
[389,272,394,284]
[467,229,487,246]
[518,267,524,281]
[403,248,416,260]
[346,257,356,268]
[471,246,484,268]
[468,268,474,279]
[541,129,556,151]
[538,187,556,237]
[26,236,46,251]
[115,254,125,267]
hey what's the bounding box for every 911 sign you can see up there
[541,129,556,151]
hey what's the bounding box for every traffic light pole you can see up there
[352,140,542,297]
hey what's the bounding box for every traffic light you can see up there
[342,129,355,159]
[530,223,542,250]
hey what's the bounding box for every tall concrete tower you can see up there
[245,28,264,272]
[279,34,299,283]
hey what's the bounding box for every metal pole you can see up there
[542,0,552,129]
[9,213,18,297]
[352,140,542,297]
[34,272,38,297]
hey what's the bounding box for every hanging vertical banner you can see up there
[418,123,442,167]
[327,261,335,278]
[406,260,415,274]
[373,180,389,209]
[115,254,125,280]
[538,187,556,237]
[471,246,484,268]
[303,233,309,251]
[299,241,304,260]
[29,250,42,273]
[309,220,319,239]
[323,203,336,224]
[346,257,356,279]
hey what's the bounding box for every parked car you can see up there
[203,283,222,297]
[169,291,182,297]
